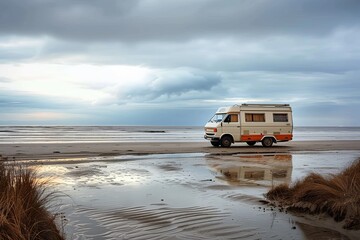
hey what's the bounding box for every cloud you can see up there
[116,68,222,102]
[0,77,11,83]
[8,29,356,75]
[1,1,360,75]
[221,71,360,103]
[0,0,359,126]
[1,0,360,42]
[0,90,83,110]
[0,36,46,62]
[0,63,222,106]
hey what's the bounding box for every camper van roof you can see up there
[240,104,290,107]
[216,103,291,114]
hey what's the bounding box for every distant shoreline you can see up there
[1,140,360,161]
[2,126,360,145]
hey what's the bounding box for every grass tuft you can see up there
[0,156,64,240]
[266,158,360,230]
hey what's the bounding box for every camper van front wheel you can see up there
[221,136,232,148]
[211,140,221,147]
[261,137,273,147]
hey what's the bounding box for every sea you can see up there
[1,126,360,144]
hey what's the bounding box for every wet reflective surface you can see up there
[33,151,360,239]
[207,154,292,187]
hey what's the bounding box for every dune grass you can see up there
[266,158,360,230]
[0,157,64,240]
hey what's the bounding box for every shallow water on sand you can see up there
[33,151,360,240]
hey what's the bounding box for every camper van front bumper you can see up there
[204,134,220,141]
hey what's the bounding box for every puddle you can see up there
[33,151,360,240]
[207,154,293,188]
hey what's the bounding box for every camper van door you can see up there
[222,114,241,141]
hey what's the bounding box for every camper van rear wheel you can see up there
[246,141,256,146]
[261,137,273,147]
[211,140,221,147]
[221,136,232,148]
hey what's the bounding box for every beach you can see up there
[1,127,360,239]
[1,140,360,161]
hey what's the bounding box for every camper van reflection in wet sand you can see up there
[204,104,293,147]
[207,154,293,187]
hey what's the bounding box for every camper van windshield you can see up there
[209,113,227,123]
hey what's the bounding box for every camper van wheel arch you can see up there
[221,135,233,148]
[261,137,274,147]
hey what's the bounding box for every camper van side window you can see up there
[224,114,239,122]
[231,114,238,122]
[273,113,288,122]
[245,113,265,122]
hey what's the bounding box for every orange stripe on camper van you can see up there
[274,134,293,141]
[241,134,293,142]
[240,135,263,142]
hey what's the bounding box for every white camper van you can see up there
[204,104,293,147]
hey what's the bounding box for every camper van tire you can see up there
[261,137,274,147]
[246,141,256,146]
[221,136,232,147]
[211,140,221,147]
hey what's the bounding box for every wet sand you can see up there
[1,140,360,160]
[32,152,360,239]
[1,141,360,239]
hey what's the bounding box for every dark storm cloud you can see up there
[118,69,221,102]
[1,0,360,41]
[2,0,360,74]
[29,32,359,74]
[1,0,359,126]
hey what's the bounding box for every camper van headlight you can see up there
[205,128,217,132]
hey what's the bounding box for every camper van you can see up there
[204,104,293,147]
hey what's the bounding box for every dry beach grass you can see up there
[0,156,64,240]
[266,158,360,230]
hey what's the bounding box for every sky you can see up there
[0,0,360,126]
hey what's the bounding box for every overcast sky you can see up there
[1,0,359,126]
